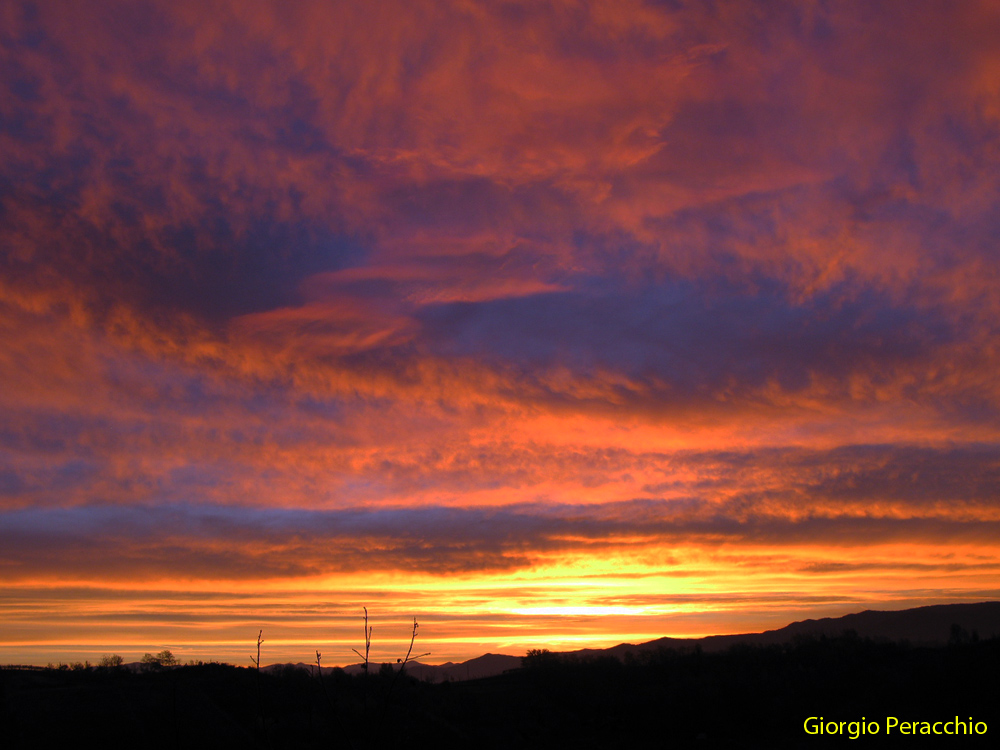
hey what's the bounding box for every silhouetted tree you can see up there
[522,648,558,668]
[140,649,178,669]
[99,654,124,668]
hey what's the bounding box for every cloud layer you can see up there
[3,0,1000,664]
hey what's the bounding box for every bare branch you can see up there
[357,607,372,715]
[251,630,270,749]
[385,615,430,715]
[398,618,431,667]
[353,606,372,673]
[250,629,263,668]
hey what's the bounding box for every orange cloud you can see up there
[4,0,1000,665]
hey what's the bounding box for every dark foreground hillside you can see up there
[3,634,998,749]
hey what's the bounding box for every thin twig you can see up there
[250,630,271,750]
[315,651,329,705]
[350,607,372,715]
[384,617,430,717]
[350,606,372,673]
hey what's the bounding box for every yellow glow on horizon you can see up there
[6,534,1000,666]
[508,606,655,616]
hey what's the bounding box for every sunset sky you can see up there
[3,0,1000,667]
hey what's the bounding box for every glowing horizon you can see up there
[3,0,1000,668]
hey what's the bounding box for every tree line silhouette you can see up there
[2,618,998,748]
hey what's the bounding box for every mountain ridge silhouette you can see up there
[264,600,1000,681]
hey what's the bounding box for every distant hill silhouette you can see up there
[8,606,1000,749]
[585,601,1000,660]
[265,652,522,681]
[263,601,1000,681]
